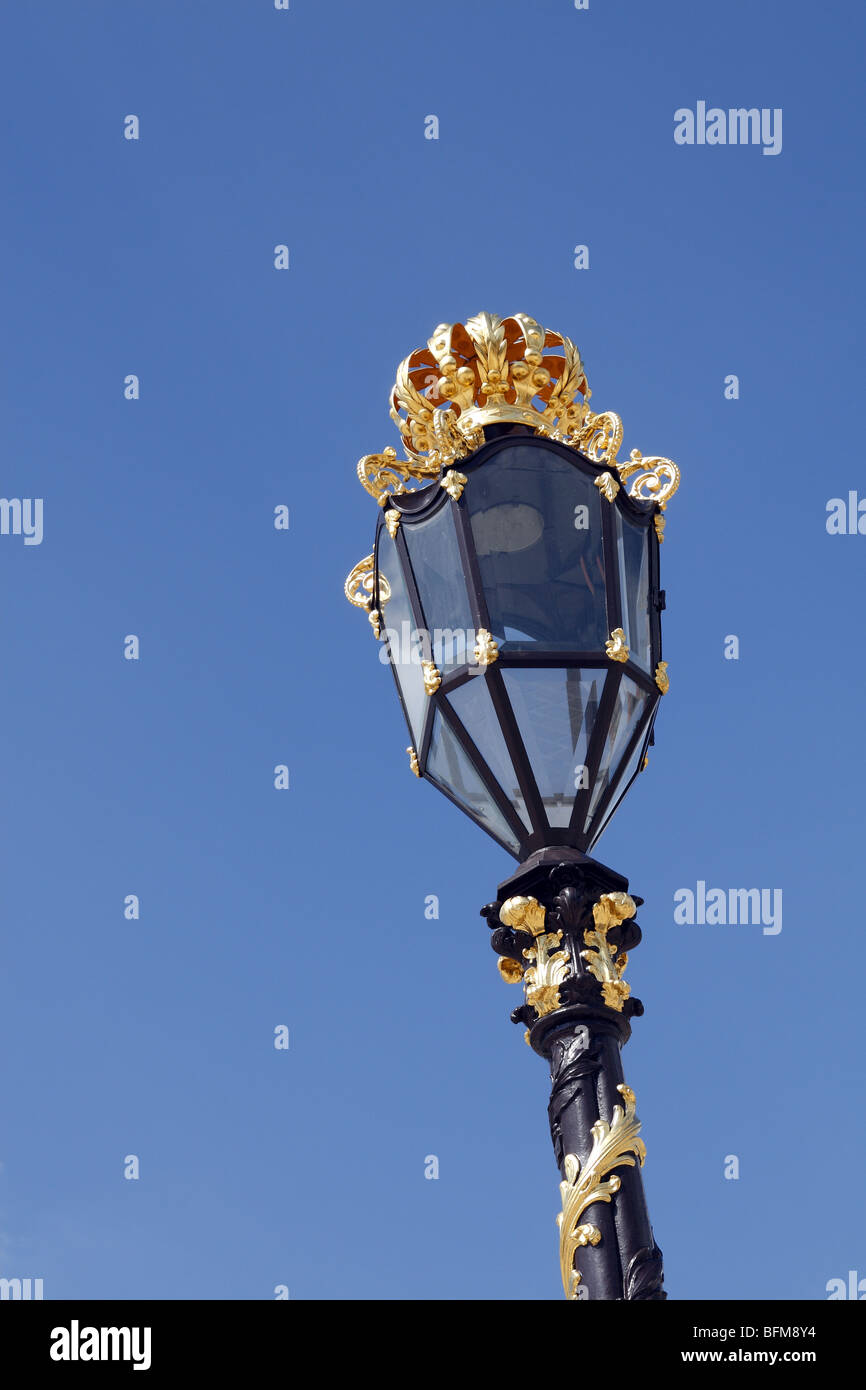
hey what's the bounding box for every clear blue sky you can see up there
[1,0,863,1300]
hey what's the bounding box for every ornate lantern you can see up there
[346,312,680,1300]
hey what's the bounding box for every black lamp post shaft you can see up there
[483,848,666,1300]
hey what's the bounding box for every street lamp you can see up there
[345,312,680,1300]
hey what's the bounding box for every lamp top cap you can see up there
[391,310,590,457]
[356,312,592,499]
[355,311,680,517]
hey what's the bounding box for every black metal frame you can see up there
[375,431,663,861]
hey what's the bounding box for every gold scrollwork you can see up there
[575,410,623,465]
[344,555,391,636]
[618,450,680,509]
[344,554,376,610]
[357,447,439,505]
[557,1084,646,1300]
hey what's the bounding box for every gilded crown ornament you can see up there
[352,310,681,511]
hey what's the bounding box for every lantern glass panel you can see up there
[446,673,530,831]
[377,526,428,748]
[402,502,475,671]
[589,722,651,846]
[616,512,652,672]
[583,675,647,833]
[466,444,608,651]
[501,666,604,827]
[426,709,521,855]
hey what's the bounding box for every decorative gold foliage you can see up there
[581,892,636,1013]
[353,314,679,508]
[497,957,524,984]
[593,471,620,502]
[557,1085,646,1300]
[605,628,629,663]
[473,628,499,667]
[499,895,547,937]
[421,661,441,695]
[440,470,468,501]
[499,895,570,1019]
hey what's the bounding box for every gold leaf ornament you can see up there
[581,893,636,1013]
[499,895,570,1019]
[593,471,620,503]
[557,1084,646,1299]
[421,661,441,695]
[440,470,468,501]
[473,628,499,667]
[497,957,525,984]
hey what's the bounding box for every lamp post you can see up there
[345,313,680,1300]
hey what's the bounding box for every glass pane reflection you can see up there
[467,445,608,651]
[584,676,646,832]
[403,503,475,670]
[377,527,429,748]
[616,512,652,672]
[426,710,521,855]
[447,675,530,830]
[502,667,604,827]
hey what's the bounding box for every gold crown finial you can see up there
[354,312,680,517]
[357,312,594,503]
[391,312,589,458]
